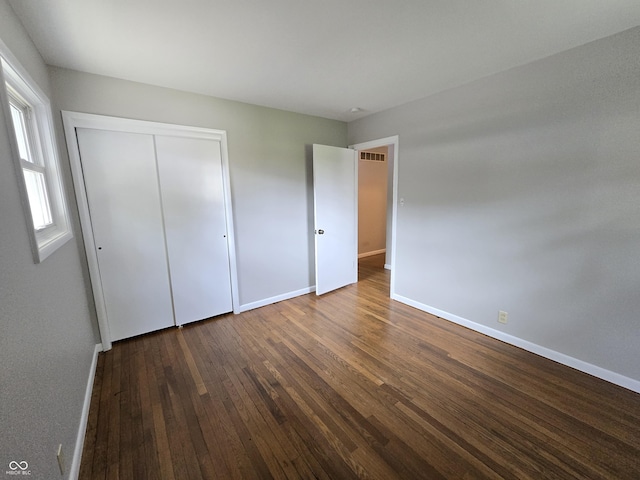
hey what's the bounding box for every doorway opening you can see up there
[357,146,388,279]
[350,136,399,292]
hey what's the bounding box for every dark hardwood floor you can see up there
[80,254,640,479]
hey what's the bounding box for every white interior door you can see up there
[313,144,357,295]
[156,135,233,325]
[76,128,175,341]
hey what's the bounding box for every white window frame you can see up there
[0,42,72,263]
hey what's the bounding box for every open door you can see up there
[313,144,357,295]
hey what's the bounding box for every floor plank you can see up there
[80,254,640,479]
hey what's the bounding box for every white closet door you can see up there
[156,135,233,325]
[76,128,175,341]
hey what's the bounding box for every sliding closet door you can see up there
[76,128,175,341]
[156,135,233,325]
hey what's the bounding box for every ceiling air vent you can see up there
[360,151,386,162]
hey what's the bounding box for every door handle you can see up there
[316,229,325,235]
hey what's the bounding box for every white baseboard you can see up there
[236,286,315,313]
[69,343,101,480]
[384,264,392,270]
[358,249,386,259]
[391,294,640,394]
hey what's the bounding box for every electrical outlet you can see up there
[57,444,65,475]
[498,311,508,324]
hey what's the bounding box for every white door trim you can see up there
[62,111,239,350]
[349,135,399,295]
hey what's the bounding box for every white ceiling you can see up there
[8,0,640,121]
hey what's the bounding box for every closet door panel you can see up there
[77,128,175,341]
[156,135,233,324]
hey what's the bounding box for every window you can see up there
[8,86,54,230]
[1,49,72,262]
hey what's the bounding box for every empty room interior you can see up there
[1,1,639,478]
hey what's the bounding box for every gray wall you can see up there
[349,27,640,382]
[48,67,347,308]
[0,1,99,478]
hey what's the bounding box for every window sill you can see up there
[33,224,73,263]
